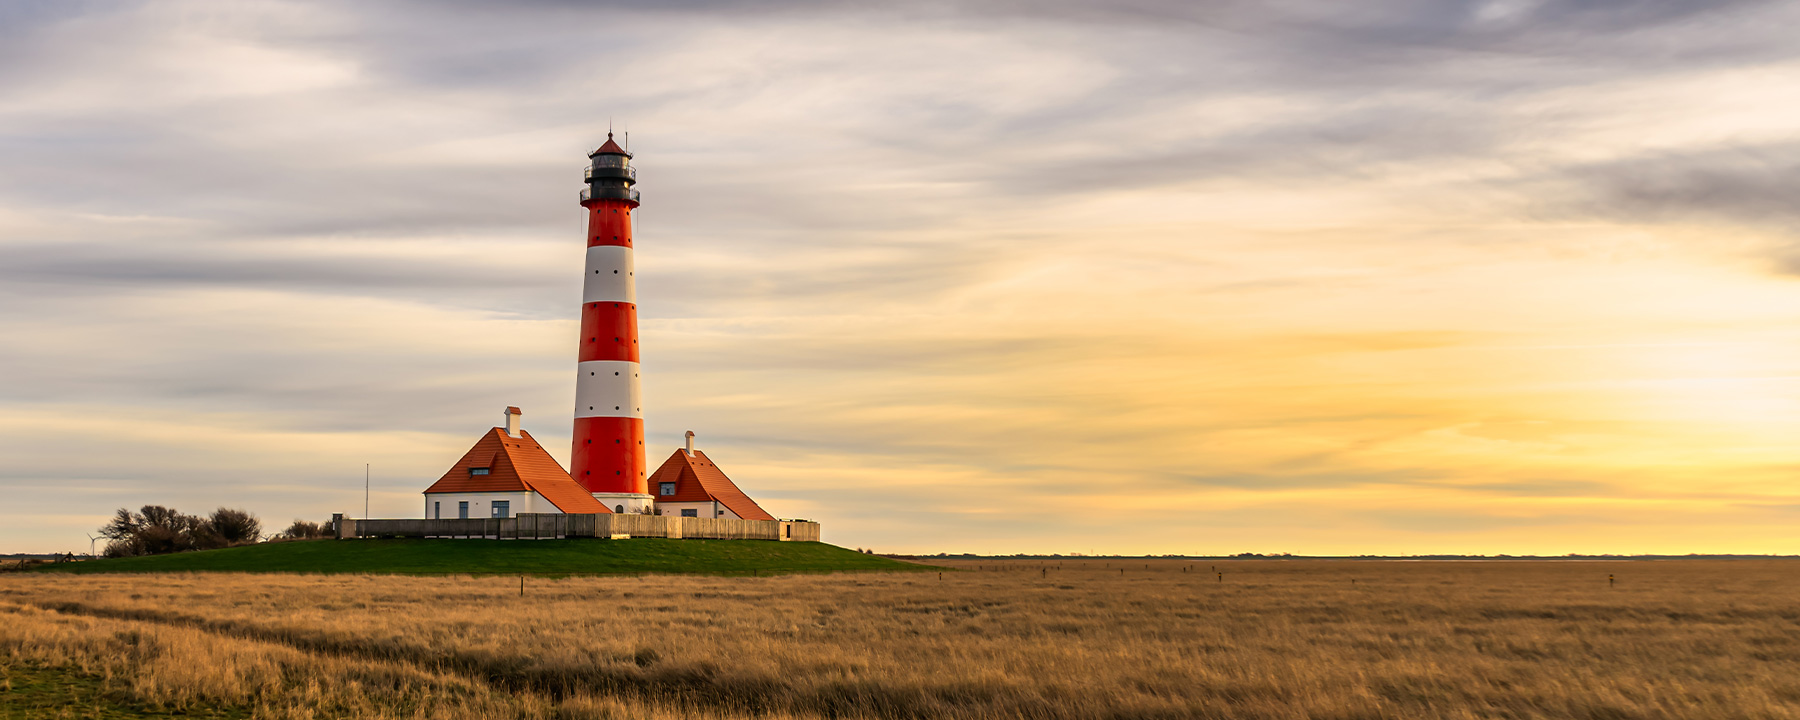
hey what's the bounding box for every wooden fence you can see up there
[332,513,820,543]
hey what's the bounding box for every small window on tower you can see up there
[469,467,490,476]
[659,482,675,496]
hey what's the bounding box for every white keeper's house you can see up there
[423,407,774,520]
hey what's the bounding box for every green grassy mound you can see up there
[34,539,924,576]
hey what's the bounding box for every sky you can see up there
[2,0,1798,556]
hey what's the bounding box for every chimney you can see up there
[504,406,522,437]
[685,430,695,455]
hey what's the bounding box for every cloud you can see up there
[1,0,1799,554]
[1560,143,1800,236]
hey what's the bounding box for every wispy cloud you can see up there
[1,0,1798,554]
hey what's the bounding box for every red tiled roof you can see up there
[646,449,775,521]
[424,428,610,514]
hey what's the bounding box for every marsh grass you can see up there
[0,662,248,719]
[4,558,1799,719]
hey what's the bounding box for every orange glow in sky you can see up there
[1,2,1797,555]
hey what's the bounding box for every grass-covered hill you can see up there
[34,538,925,576]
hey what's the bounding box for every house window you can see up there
[615,505,624,513]
[458,501,469,519]
[470,467,490,476]
[680,509,698,517]
[659,482,675,496]
[492,501,510,519]
[434,502,440,519]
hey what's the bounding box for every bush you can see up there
[209,508,262,545]
[277,519,331,540]
[99,505,263,557]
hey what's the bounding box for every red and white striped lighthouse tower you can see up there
[571,133,652,513]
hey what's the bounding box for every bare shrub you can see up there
[97,505,262,556]
[276,519,330,540]
[208,508,262,545]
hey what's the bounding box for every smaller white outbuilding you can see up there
[645,444,775,521]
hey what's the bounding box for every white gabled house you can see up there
[422,407,609,520]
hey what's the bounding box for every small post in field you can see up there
[1217,573,1222,583]
[1609,574,1614,588]
[520,575,525,596]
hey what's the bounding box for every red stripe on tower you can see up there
[572,133,651,513]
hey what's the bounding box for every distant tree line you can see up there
[97,506,334,557]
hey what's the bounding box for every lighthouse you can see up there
[571,134,653,513]
[411,135,789,527]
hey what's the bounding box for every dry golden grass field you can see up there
[4,558,1800,719]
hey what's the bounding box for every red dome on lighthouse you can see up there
[590,133,630,158]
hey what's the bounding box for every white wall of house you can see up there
[424,491,556,519]
[653,501,740,520]
[592,492,655,514]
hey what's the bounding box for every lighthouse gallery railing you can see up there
[581,187,640,203]
[584,165,636,182]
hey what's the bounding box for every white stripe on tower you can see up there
[574,361,642,419]
[581,246,635,304]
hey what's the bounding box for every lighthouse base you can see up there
[592,492,654,515]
